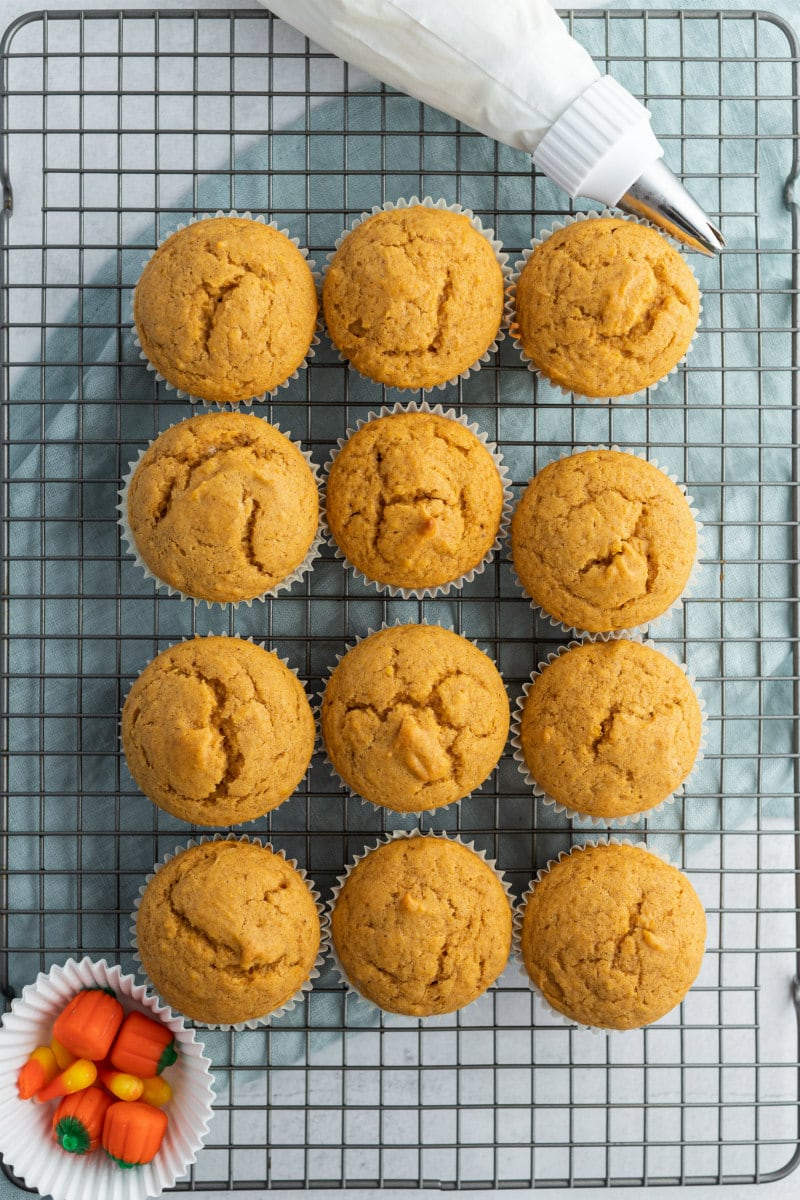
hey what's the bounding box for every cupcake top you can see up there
[513,217,700,398]
[517,639,703,819]
[326,410,505,592]
[136,840,321,1026]
[323,205,504,389]
[321,624,509,813]
[511,449,697,632]
[519,842,706,1029]
[124,411,319,603]
[133,216,318,404]
[331,836,512,1016]
[122,637,315,826]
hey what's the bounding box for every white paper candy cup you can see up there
[327,830,514,1018]
[130,209,319,407]
[507,207,702,404]
[318,620,509,816]
[0,956,214,1200]
[513,838,686,1034]
[119,633,317,828]
[131,834,328,1032]
[510,632,708,827]
[118,413,323,607]
[323,399,512,599]
[321,195,512,392]
[510,443,704,638]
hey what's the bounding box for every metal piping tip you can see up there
[617,158,725,256]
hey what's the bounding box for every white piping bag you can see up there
[262,0,724,254]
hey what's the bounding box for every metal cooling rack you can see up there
[1,5,799,1190]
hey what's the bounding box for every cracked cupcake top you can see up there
[518,639,702,819]
[122,636,315,826]
[325,411,505,592]
[331,836,512,1016]
[322,206,504,389]
[125,411,319,603]
[321,624,509,813]
[512,217,700,398]
[136,840,321,1025]
[133,216,318,403]
[519,842,706,1029]
[511,449,697,632]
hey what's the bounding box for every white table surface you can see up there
[1,0,797,1197]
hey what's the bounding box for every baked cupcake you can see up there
[330,835,512,1016]
[133,215,318,404]
[121,411,319,603]
[326,408,507,594]
[511,449,698,633]
[518,842,706,1029]
[512,216,700,398]
[515,638,703,821]
[323,204,505,389]
[136,839,321,1027]
[321,624,509,813]
[122,637,315,826]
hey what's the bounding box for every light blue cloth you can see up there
[2,3,799,1195]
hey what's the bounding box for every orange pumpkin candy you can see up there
[103,1100,168,1168]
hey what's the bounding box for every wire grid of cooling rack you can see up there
[1,4,799,1191]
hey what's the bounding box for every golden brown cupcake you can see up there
[136,839,321,1026]
[326,410,505,593]
[123,411,319,603]
[133,216,318,404]
[516,639,703,820]
[321,624,509,813]
[513,216,700,398]
[511,449,697,632]
[122,637,315,826]
[331,836,512,1016]
[323,205,504,389]
[519,842,706,1029]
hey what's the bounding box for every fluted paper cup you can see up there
[0,956,214,1200]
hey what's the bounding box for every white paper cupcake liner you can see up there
[321,195,512,392]
[131,834,328,1032]
[317,619,509,816]
[507,207,702,404]
[118,412,324,607]
[130,209,320,407]
[322,399,513,599]
[326,830,514,1018]
[510,443,704,638]
[0,956,214,1200]
[119,633,317,828]
[510,631,708,827]
[513,838,684,1035]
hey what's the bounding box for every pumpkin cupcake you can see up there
[321,624,509,813]
[518,842,706,1029]
[514,638,704,821]
[133,215,318,404]
[325,407,508,595]
[330,835,512,1017]
[135,838,322,1028]
[121,411,320,604]
[511,448,698,633]
[122,637,316,826]
[512,214,700,399]
[323,202,506,389]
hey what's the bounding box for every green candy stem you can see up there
[55,1116,90,1156]
[156,1040,178,1073]
[106,1151,137,1170]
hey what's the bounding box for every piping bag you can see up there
[261,0,724,255]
